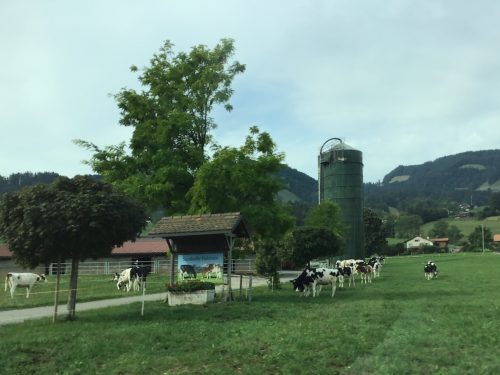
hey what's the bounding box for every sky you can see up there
[1,1,500,183]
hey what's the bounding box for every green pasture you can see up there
[1,253,500,374]
[421,216,500,239]
[0,273,170,311]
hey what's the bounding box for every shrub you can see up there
[166,281,215,293]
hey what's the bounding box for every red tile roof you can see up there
[0,239,168,259]
[112,239,168,255]
[0,244,12,258]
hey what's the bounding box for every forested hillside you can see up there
[3,150,499,217]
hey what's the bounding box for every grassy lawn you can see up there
[1,253,500,374]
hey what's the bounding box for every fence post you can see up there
[248,275,253,302]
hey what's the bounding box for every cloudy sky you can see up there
[1,1,499,183]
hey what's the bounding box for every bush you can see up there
[166,281,215,293]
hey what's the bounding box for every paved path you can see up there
[0,273,296,326]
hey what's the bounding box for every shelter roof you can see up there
[148,212,250,239]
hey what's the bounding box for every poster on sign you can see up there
[178,253,224,281]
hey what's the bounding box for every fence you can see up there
[1,258,256,277]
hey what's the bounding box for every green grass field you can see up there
[1,253,500,374]
[421,216,500,239]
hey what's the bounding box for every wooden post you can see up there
[239,274,243,297]
[225,235,234,301]
[141,278,146,317]
[248,275,253,302]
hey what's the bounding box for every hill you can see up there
[3,149,499,213]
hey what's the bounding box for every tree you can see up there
[363,208,388,256]
[189,126,294,239]
[0,176,147,320]
[428,220,450,238]
[255,238,281,289]
[287,226,342,268]
[468,225,493,251]
[304,200,344,238]
[428,220,463,244]
[394,214,423,238]
[75,38,245,212]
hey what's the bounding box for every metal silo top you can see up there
[320,140,363,165]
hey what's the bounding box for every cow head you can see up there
[37,274,47,282]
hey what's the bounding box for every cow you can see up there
[338,266,355,288]
[180,264,197,280]
[424,261,438,280]
[201,264,222,279]
[5,272,47,298]
[356,264,373,284]
[113,266,151,292]
[290,267,339,298]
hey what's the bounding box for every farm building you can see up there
[405,236,434,249]
[430,237,449,248]
[0,239,168,274]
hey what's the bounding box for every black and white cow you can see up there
[338,266,355,288]
[113,266,150,292]
[290,267,339,298]
[4,272,47,298]
[424,261,438,280]
[180,264,197,280]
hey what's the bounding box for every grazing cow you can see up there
[356,264,373,284]
[113,266,151,292]
[5,272,47,298]
[113,268,136,292]
[201,264,222,279]
[424,261,438,280]
[180,264,197,280]
[290,267,339,298]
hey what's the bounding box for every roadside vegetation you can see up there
[1,253,499,374]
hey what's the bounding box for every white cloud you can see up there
[1,0,500,183]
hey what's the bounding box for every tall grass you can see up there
[1,253,499,374]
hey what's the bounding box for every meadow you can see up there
[421,216,500,239]
[1,253,500,374]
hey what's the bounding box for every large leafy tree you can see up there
[189,126,294,239]
[304,200,344,238]
[364,208,388,256]
[287,226,342,268]
[76,38,245,212]
[0,176,147,320]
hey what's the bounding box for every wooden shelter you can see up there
[148,212,251,301]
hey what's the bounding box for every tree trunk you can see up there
[66,257,79,320]
[53,258,62,323]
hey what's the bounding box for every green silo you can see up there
[318,138,364,259]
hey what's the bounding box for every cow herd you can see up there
[3,257,439,299]
[290,256,385,299]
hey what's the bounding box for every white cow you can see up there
[113,268,139,292]
[5,272,47,298]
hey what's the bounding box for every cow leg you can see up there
[10,285,16,298]
[331,281,337,297]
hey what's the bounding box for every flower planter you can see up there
[167,289,215,306]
